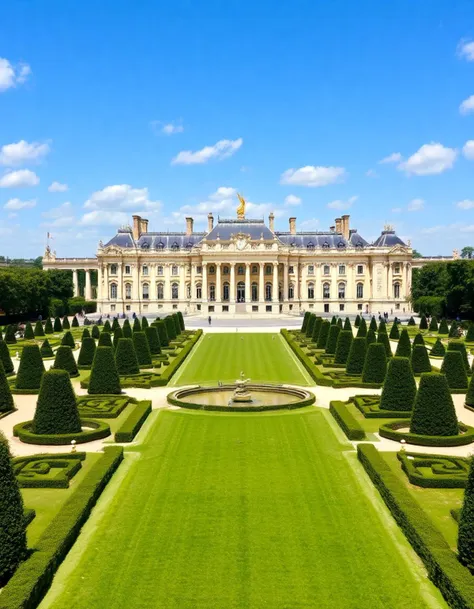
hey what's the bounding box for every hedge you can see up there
[177,311,185,332]
[447,341,470,372]
[71,316,79,328]
[429,316,438,332]
[389,323,400,340]
[408,316,416,326]
[133,331,152,367]
[34,321,45,337]
[301,311,311,332]
[441,351,469,391]
[334,330,353,365]
[115,338,140,375]
[459,458,474,571]
[466,324,474,342]
[411,372,459,436]
[122,319,133,339]
[154,331,202,385]
[103,320,112,333]
[114,401,152,442]
[311,317,322,344]
[62,316,70,330]
[380,357,416,412]
[0,340,14,375]
[397,452,469,489]
[346,337,367,376]
[355,314,361,327]
[33,370,81,434]
[132,317,141,333]
[53,317,62,332]
[0,360,14,413]
[419,314,428,330]
[395,329,411,358]
[317,320,330,349]
[14,419,110,445]
[411,344,432,374]
[23,322,34,340]
[466,374,474,409]
[4,325,16,344]
[91,324,100,340]
[44,318,53,334]
[329,401,365,440]
[369,316,377,332]
[343,317,352,331]
[281,330,332,387]
[13,453,86,489]
[61,331,75,349]
[356,317,367,338]
[377,331,392,358]
[325,325,340,355]
[111,318,120,332]
[113,327,124,351]
[77,337,96,368]
[449,320,459,338]
[378,319,387,334]
[362,343,387,384]
[357,443,474,609]
[88,346,121,395]
[431,339,446,357]
[145,326,161,355]
[438,319,449,335]
[172,313,181,336]
[98,332,112,348]
[52,346,79,378]
[81,328,90,340]
[152,320,169,347]
[366,328,376,347]
[413,333,425,347]
[15,344,45,391]
[164,316,177,341]
[0,446,123,609]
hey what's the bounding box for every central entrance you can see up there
[237,281,245,303]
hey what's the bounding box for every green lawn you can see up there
[40,409,446,609]
[172,333,311,386]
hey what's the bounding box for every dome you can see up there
[373,230,406,247]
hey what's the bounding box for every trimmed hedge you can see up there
[115,338,140,375]
[281,330,332,387]
[172,313,181,336]
[325,325,340,355]
[0,360,14,413]
[177,311,185,331]
[113,327,124,351]
[466,374,474,409]
[44,318,53,334]
[441,350,469,390]
[397,452,469,489]
[145,326,161,355]
[132,317,141,333]
[23,322,34,340]
[61,331,75,349]
[34,321,45,337]
[141,316,149,330]
[152,320,169,347]
[103,320,112,333]
[343,317,352,331]
[111,318,120,332]
[362,343,387,384]
[408,316,416,326]
[429,316,438,332]
[164,316,177,341]
[447,340,470,372]
[466,324,474,342]
[88,346,121,395]
[0,340,14,375]
[40,338,54,359]
[98,332,112,348]
[410,344,432,374]
[311,317,322,343]
[33,370,81,434]
[329,401,365,440]
[377,331,392,358]
[152,330,202,386]
[431,338,446,357]
[14,419,110,445]
[438,319,449,335]
[0,446,123,609]
[378,319,387,334]
[317,320,330,349]
[380,357,416,412]
[81,328,90,340]
[345,337,367,375]
[133,331,152,367]
[15,344,44,391]
[53,317,62,332]
[356,317,367,338]
[355,314,361,327]
[334,330,353,365]
[71,316,79,328]
[4,325,16,344]
[395,329,411,358]
[78,337,96,368]
[419,314,428,330]
[458,457,474,571]
[449,320,459,338]
[369,316,377,332]
[52,346,79,378]
[91,324,100,340]
[122,319,132,339]
[413,333,425,347]
[411,372,459,436]
[114,400,152,442]
[301,311,311,332]
[366,328,376,346]
[389,323,400,340]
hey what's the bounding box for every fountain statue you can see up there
[231,371,253,403]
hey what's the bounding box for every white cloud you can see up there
[3,198,36,210]
[84,184,161,213]
[280,165,346,187]
[0,169,39,188]
[0,140,49,166]
[457,199,474,210]
[284,194,301,206]
[379,152,402,164]
[407,198,424,212]
[458,40,474,62]
[299,218,320,230]
[327,195,358,210]
[391,207,402,213]
[463,140,474,160]
[150,120,184,135]
[48,181,68,192]
[0,58,31,92]
[42,202,75,227]
[398,142,457,175]
[171,138,243,165]
[80,210,130,226]
[460,95,474,115]
[365,169,378,178]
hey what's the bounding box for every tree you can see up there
[412,249,423,259]
[23,322,35,340]
[62,316,70,330]
[461,246,474,259]
[316,320,330,349]
[395,329,411,358]
[4,325,16,344]
[441,351,468,390]
[0,360,14,413]
[428,316,438,332]
[466,374,474,408]
[88,347,121,394]
[113,327,124,350]
[334,330,353,365]
[311,317,322,343]
[0,341,14,375]
[0,431,27,585]
[377,331,392,358]
[410,345,431,374]
[81,327,91,340]
[103,320,112,333]
[325,325,340,355]
[301,312,311,332]
[15,344,44,390]
[132,317,142,333]
[354,314,361,328]
[369,317,377,332]
[53,316,63,332]
[380,357,416,412]
[33,369,81,434]
[346,337,367,375]
[343,317,352,331]
[52,345,79,377]
[133,331,152,366]
[91,324,100,340]
[389,323,400,340]
[115,338,140,375]
[78,337,96,367]
[419,314,428,330]
[366,328,376,346]
[362,343,387,384]
[410,373,458,436]
[458,458,474,571]
[413,333,425,347]
[438,319,449,335]
[152,320,169,347]
[98,332,112,347]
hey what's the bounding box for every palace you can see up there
[42,206,427,316]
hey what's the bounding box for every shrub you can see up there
[4,325,16,344]
[356,317,367,338]
[377,331,392,358]
[362,343,387,384]
[410,372,458,436]
[301,311,311,332]
[343,317,352,331]
[466,374,474,408]
[311,317,322,343]
[0,341,14,375]
[53,316,62,332]
[23,322,34,340]
[466,324,474,342]
[441,351,468,390]
[354,314,361,328]
[98,332,112,348]
[81,328,90,340]
[103,320,112,333]
[0,431,27,586]
[378,320,387,334]
[40,339,54,358]
[52,346,79,377]
[153,320,169,347]
[395,329,411,357]
[114,401,151,442]
[336,318,343,329]
[115,338,140,375]
[329,401,365,440]
[78,337,96,367]
[369,317,377,332]
[132,317,141,333]
[0,360,14,413]
[325,325,340,355]
[122,319,132,338]
[447,340,470,372]
[141,316,149,330]
[113,327,124,351]
[61,331,75,349]
[62,316,70,330]
[389,323,400,340]
[380,357,416,412]
[428,316,438,332]
[430,338,445,357]
[413,333,425,347]
[16,344,44,390]
[419,314,428,330]
[408,316,416,326]
[172,313,181,336]
[410,345,432,374]
[71,316,79,328]
[330,315,337,326]
[88,346,121,395]
[458,458,474,571]
[346,337,367,375]
[316,320,330,349]
[334,330,353,365]
[366,327,377,347]
[111,318,120,332]
[438,318,449,335]
[177,311,185,331]
[305,314,316,338]
[449,320,459,338]
[34,321,45,337]
[145,326,161,355]
[44,318,53,334]
[133,331,152,366]
[91,324,100,340]
[33,370,81,435]
[164,316,177,340]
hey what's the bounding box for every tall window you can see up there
[125,283,132,300]
[125,265,131,275]
[265,283,272,301]
[186,284,191,299]
[323,264,330,276]
[157,283,164,300]
[289,265,294,274]
[209,265,215,275]
[308,265,314,275]
[308,283,314,299]
[356,283,364,299]
[394,282,400,298]
[171,283,179,299]
[223,283,230,301]
[110,264,117,275]
[339,265,346,275]
[252,265,258,274]
[110,283,117,299]
[357,264,364,275]
[142,265,148,276]
[238,265,244,275]
[171,265,178,276]
[251,282,258,302]
[265,265,272,275]
[338,282,345,299]
[394,263,401,274]
[223,266,229,275]
[157,265,163,276]
[209,284,216,301]
[142,283,149,299]
[323,283,330,299]
[289,284,294,299]
[196,284,202,299]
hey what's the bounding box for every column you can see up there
[346,263,353,300]
[245,263,250,303]
[259,262,264,302]
[387,262,392,300]
[404,262,410,300]
[230,263,235,302]
[85,269,92,300]
[133,263,140,301]
[72,269,79,297]
[164,264,171,301]
[103,263,109,302]
[117,262,123,301]
[216,263,222,302]
[179,264,186,300]
[202,262,208,302]
[191,263,196,302]
[272,262,279,302]
[97,265,102,303]
[283,262,289,302]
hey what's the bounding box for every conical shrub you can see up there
[15,344,44,390]
[4,325,16,344]
[111,318,120,332]
[438,319,449,335]
[91,324,100,340]
[466,324,474,342]
[164,316,177,340]
[302,312,311,332]
[142,316,149,330]
[428,316,438,332]
[458,458,474,571]
[413,333,425,347]
[61,331,75,348]
[52,345,79,377]
[0,360,14,413]
[410,373,458,436]
[343,317,352,331]
[177,311,185,331]
[408,316,416,326]
[356,317,367,338]
[430,339,445,357]
[153,320,169,347]
[103,320,112,333]
[33,369,81,434]
[98,332,112,347]
[40,339,54,358]
[132,317,142,333]
[0,341,14,375]
[410,345,431,374]
[441,351,468,390]
[377,331,392,358]
[172,313,181,336]
[395,329,411,358]
[337,318,343,329]
[369,317,377,332]
[81,327,91,340]
[466,374,474,408]
[23,322,34,340]
[346,337,367,375]
[354,314,361,328]
[34,320,45,337]
[330,316,337,326]
[378,320,387,334]
[449,320,459,338]
[447,340,470,372]
[72,316,79,328]
[317,321,330,349]
[53,316,62,332]
[419,314,428,330]
[62,316,70,330]
[115,338,140,375]
[389,323,400,340]
[78,337,96,367]
[122,319,133,338]
[306,313,316,340]
[88,346,121,395]
[0,431,27,586]
[311,317,322,343]
[113,327,124,350]
[334,330,353,365]
[44,318,54,334]
[362,343,387,384]
[366,328,376,346]
[325,325,341,355]
[380,357,416,412]
[133,331,152,366]
[145,326,161,355]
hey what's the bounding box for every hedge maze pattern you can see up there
[77,396,130,418]
[13,453,86,488]
[397,452,470,488]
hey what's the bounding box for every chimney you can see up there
[335,218,342,233]
[186,217,194,236]
[269,212,275,232]
[208,213,214,233]
[341,214,350,240]
[289,217,296,235]
[329,225,335,232]
[140,218,149,234]
[132,215,141,240]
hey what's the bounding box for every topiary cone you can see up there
[164,316,177,340]
[4,325,16,344]
[53,316,63,332]
[369,317,377,332]
[419,314,428,330]
[410,372,458,436]
[0,360,14,413]
[177,311,185,331]
[428,316,438,332]
[172,313,181,336]
[141,316,149,330]
[145,326,161,355]
[334,330,353,365]
[380,357,416,412]
[15,344,45,390]
[78,337,96,367]
[133,331,152,366]
[40,338,54,358]
[52,346,79,377]
[103,320,112,333]
[438,319,449,335]
[466,324,474,343]
[44,317,54,334]
[88,346,121,395]
[62,316,70,330]
[0,340,14,375]
[316,321,330,349]
[33,369,81,434]
[91,324,100,340]
[413,333,425,347]
[447,340,470,372]
[113,327,124,351]
[378,320,387,334]
[466,374,474,408]
[122,319,133,339]
[98,332,112,347]
[430,338,445,357]
[301,312,311,332]
[458,457,474,571]
[61,331,75,349]
[408,316,416,326]
[354,314,361,328]
[449,320,459,338]
[111,318,120,332]
[115,338,140,375]
[343,317,352,331]
[441,351,468,390]
[356,317,367,338]
[34,320,45,337]
[366,328,376,346]
[81,327,91,340]
[153,320,169,347]
[23,322,35,340]
[395,329,411,358]
[410,345,432,374]
[389,323,400,340]
[132,317,142,333]
[346,337,367,375]
[311,317,322,344]
[377,332,392,358]
[362,343,387,384]
[71,316,79,328]
[325,325,341,355]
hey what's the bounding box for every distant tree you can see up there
[462,246,474,260]
[412,249,423,259]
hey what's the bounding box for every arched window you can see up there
[125,283,132,300]
[110,283,117,299]
[223,283,230,301]
[323,264,330,276]
[265,283,272,301]
[142,283,149,299]
[394,282,400,299]
[157,265,163,276]
[237,265,244,275]
[338,282,345,299]
[252,265,258,274]
[289,284,294,299]
[196,284,202,299]
[157,283,164,300]
[356,283,364,299]
[142,265,148,276]
[308,282,314,299]
[323,283,330,299]
[209,284,216,301]
[171,283,179,299]
[251,282,258,302]
[110,264,117,275]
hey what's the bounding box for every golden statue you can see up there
[237,193,246,219]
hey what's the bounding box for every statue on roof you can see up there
[237,193,246,219]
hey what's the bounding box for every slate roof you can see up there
[373,230,406,247]
[206,218,275,241]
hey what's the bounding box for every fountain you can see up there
[231,371,253,404]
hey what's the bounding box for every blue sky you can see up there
[1,0,474,257]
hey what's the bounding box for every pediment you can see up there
[388,244,409,255]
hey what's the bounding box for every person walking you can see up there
[208,315,212,326]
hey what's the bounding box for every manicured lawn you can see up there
[172,333,311,386]
[41,409,446,609]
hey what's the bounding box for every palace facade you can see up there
[43,210,419,316]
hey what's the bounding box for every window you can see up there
[223,266,229,275]
[197,266,202,275]
[308,283,314,299]
[126,305,131,311]
[289,265,294,274]
[339,304,345,312]
[394,263,401,274]
[125,283,132,300]
[171,242,179,251]
[142,283,149,299]
[357,303,363,311]
[209,284,216,301]
[223,305,229,312]
[171,283,179,299]
[125,265,131,275]
[307,241,315,250]
[157,283,164,300]
[196,284,202,299]
[111,304,116,312]
[323,265,330,276]
[324,303,329,313]
[208,305,214,313]
[265,265,272,275]
[339,265,346,275]
[209,265,215,275]
[143,304,148,311]
[357,264,364,275]
[356,283,364,299]
[395,303,400,310]
[142,265,148,275]
[266,305,272,312]
[323,283,330,299]
[252,265,258,274]
[289,284,294,299]
[172,265,178,276]
[110,264,117,275]
[223,283,230,301]
[265,283,272,301]
[157,266,163,276]
[110,283,117,299]
[394,282,401,298]
[252,305,258,312]
[338,282,345,299]
[252,282,258,302]
[308,265,314,275]
[237,265,244,275]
